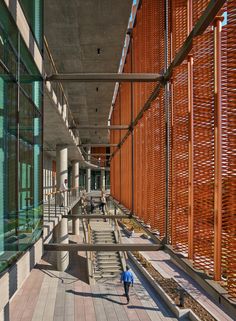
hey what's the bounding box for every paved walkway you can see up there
[122,232,235,321]
[9,234,178,321]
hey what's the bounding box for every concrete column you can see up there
[86,147,91,193]
[56,218,69,271]
[56,145,68,206]
[71,160,80,235]
[100,169,105,191]
[72,160,79,197]
[72,202,81,235]
[56,145,69,271]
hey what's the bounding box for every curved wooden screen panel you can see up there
[171,0,189,255]
[192,0,215,276]
[110,0,236,298]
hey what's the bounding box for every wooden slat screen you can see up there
[109,0,236,297]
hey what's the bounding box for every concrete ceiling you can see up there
[44,89,82,161]
[44,0,132,144]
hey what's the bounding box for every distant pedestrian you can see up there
[120,266,134,304]
[100,191,106,214]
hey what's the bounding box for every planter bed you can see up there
[132,251,216,321]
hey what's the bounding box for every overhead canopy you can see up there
[44,0,133,145]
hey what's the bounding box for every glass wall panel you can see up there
[0,1,43,272]
[19,0,43,51]
[79,169,86,190]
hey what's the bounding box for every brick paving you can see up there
[9,236,177,321]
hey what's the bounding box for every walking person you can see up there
[100,191,106,214]
[120,266,134,304]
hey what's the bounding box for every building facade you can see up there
[0,0,43,274]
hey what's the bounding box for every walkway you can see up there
[122,232,235,321]
[9,234,179,321]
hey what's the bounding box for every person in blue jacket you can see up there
[120,265,134,303]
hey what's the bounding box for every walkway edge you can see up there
[128,252,202,321]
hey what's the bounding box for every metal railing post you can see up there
[55,192,57,216]
[48,194,50,220]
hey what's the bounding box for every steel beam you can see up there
[71,125,129,130]
[63,214,130,219]
[78,144,118,147]
[44,243,163,251]
[46,73,163,83]
[90,153,111,156]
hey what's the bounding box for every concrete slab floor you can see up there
[9,234,178,321]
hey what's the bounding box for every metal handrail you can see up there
[115,218,128,260]
[44,187,80,218]
[82,219,94,283]
[45,186,79,197]
[87,222,96,275]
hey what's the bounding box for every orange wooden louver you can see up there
[110,0,236,298]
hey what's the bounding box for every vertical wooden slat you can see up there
[213,16,223,281]
[192,0,215,275]
[187,0,194,260]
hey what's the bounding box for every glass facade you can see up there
[0,0,43,272]
[79,169,86,190]
[19,0,43,51]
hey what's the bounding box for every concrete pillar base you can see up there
[72,202,81,235]
[56,218,69,271]
[72,218,80,235]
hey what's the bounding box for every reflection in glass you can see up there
[0,4,43,272]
